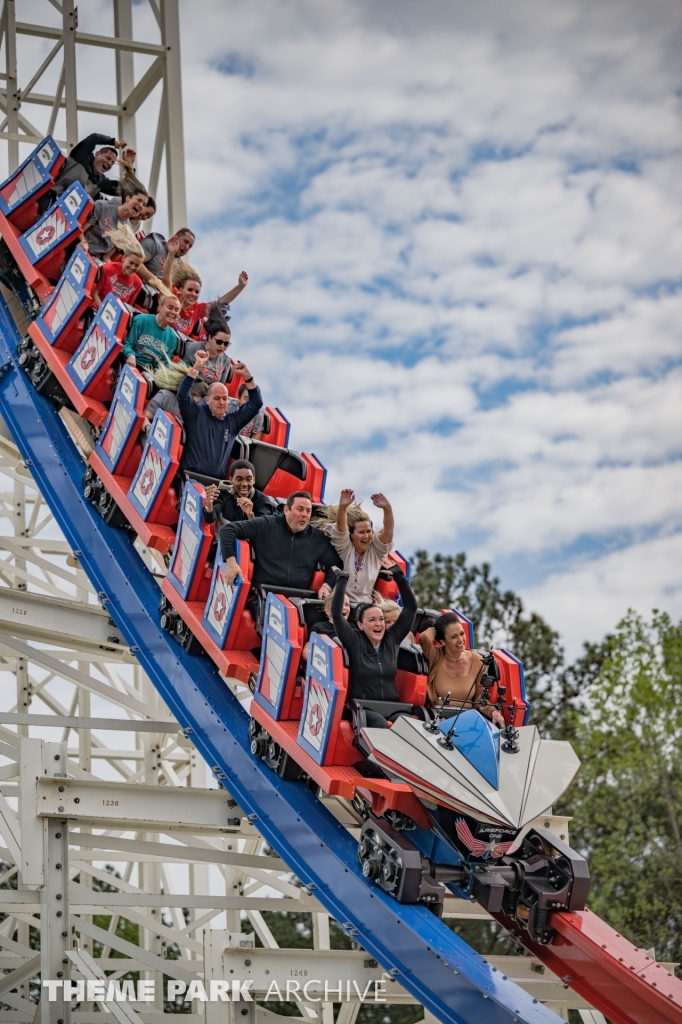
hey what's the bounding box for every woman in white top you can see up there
[320,489,395,605]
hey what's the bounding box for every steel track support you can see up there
[113,0,137,151]
[41,817,71,1024]
[0,0,186,235]
[159,0,187,231]
[61,0,78,152]
[4,0,18,170]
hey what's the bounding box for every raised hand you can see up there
[122,147,136,164]
[339,488,355,508]
[371,492,390,509]
[166,236,181,255]
[114,139,127,149]
[231,361,251,379]
[193,349,210,367]
[238,271,249,287]
[204,484,219,512]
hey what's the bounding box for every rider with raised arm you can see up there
[301,588,351,661]
[419,614,504,726]
[177,353,262,479]
[219,491,342,599]
[330,564,422,728]
[168,262,249,340]
[185,306,233,384]
[138,227,195,288]
[317,489,394,605]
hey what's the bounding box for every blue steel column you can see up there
[0,298,560,1024]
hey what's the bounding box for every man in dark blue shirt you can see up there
[177,353,263,479]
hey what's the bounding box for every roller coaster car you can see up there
[85,373,182,551]
[249,599,587,931]
[0,135,64,233]
[24,292,129,425]
[17,245,99,404]
[0,176,92,310]
[158,481,260,678]
[229,435,326,504]
[81,377,320,556]
[0,135,71,309]
[158,487,333,678]
[259,406,290,448]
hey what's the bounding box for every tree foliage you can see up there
[561,610,682,966]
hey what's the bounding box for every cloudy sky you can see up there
[14,0,682,656]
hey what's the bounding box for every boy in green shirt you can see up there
[122,294,182,369]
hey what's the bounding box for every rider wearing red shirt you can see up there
[170,263,249,338]
[92,224,146,308]
[94,259,143,306]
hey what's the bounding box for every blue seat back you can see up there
[166,481,212,601]
[65,295,128,393]
[253,593,301,721]
[32,246,98,348]
[296,633,347,766]
[19,182,92,269]
[127,411,181,521]
[0,135,63,222]
[95,365,146,475]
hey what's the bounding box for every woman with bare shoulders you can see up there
[419,612,504,726]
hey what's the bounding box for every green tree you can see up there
[560,609,682,966]
[542,636,612,740]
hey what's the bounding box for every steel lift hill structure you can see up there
[0,3,677,1024]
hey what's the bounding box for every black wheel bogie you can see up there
[357,818,448,915]
[160,610,178,632]
[248,722,303,780]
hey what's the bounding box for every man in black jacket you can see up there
[203,460,277,524]
[53,134,134,200]
[331,565,419,727]
[219,491,342,598]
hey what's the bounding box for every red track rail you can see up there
[489,906,682,1024]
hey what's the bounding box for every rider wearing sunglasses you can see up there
[185,305,234,384]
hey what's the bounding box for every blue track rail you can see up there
[0,295,560,1024]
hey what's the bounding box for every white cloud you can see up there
[523,532,682,656]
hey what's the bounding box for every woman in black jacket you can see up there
[330,565,423,728]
